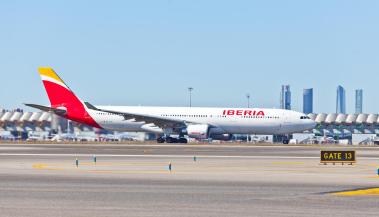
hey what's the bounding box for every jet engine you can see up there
[209,134,232,141]
[186,124,231,141]
[186,124,209,139]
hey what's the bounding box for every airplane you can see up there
[25,67,316,144]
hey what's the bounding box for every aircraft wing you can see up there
[84,102,186,129]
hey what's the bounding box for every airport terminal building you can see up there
[305,113,379,145]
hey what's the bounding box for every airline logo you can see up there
[39,68,70,91]
[223,109,265,116]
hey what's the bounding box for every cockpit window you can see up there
[300,116,310,119]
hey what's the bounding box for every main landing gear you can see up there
[156,136,188,144]
[282,135,290,144]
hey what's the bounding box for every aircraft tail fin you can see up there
[38,67,81,108]
[35,67,101,128]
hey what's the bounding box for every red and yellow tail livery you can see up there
[36,67,101,128]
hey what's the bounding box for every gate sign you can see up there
[320,150,356,164]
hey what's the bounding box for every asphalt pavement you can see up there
[1,143,379,217]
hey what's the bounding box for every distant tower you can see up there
[280,85,291,110]
[303,88,313,114]
[336,85,346,114]
[355,89,363,114]
[188,87,193,107]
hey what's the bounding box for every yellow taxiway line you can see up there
[32,163,63,171]
[332,188,379,196]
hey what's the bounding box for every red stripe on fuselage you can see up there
[42,80,102,129]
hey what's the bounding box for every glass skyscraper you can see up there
[280,85,291,110]
[336,85,346,114]
[355,89,363,114]
[303,88,313,114]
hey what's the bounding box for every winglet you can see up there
[84,102,99,110]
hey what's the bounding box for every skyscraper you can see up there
[355,89,363,114]
[280,85,291,110]
[336,85,346,114]
[303,88,313,114]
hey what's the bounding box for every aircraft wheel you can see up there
[169,137,181,143]
[178,138,188,143]
[157,137,165,143]
[165,137,174,143]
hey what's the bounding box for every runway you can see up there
[1,143,379,217]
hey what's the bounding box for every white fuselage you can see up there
[88,106,316,135]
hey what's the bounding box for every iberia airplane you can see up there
[26,68,316,143]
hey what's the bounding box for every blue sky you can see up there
[1,0,378,113]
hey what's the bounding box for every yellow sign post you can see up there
[320,150,356,165]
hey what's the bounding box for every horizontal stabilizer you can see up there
[24,103,67,116]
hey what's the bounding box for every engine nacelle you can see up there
[186,124,209,139]
[209,134,232,141]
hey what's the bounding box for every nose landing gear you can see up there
[282,134,290,144]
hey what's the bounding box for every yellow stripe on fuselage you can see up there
[38,67,65,84]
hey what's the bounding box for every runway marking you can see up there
[367,175,379,179]
[32,163,64,171]
[332,188,379,196]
